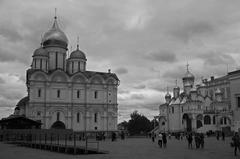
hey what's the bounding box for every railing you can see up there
[0,129,106,155]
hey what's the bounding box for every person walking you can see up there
[162,133,167,148]
[200,133,204,149]
[151,132,155,142]
[187,133,193,149]
[222,131,225,141]
[157,133,163,148]
[232,132,240,156]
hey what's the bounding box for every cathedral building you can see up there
[159,65,240,133]
[14,16,120,131]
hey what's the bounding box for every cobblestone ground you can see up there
[0,137,238,159]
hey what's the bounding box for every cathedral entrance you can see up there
[196,114,203,129]
[51,121,66,129]
[183,114,192,132]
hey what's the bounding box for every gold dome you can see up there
[42,17,68,49]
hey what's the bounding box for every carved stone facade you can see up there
[14,16,119,131]
[158,66,240,133]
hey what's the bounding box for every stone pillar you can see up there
[191,115,197,131]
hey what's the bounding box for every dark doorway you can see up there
[197,120,203,129]
[183,114,192,132]
[51,121,66,129]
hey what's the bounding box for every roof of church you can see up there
[16,96,29,106]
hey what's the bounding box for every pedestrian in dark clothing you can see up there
[216,132,220,140]
[222,132,225,141]
[187,133,193,149]
[151,132,155,142]
[162,133,167,148]
[200,133,204,149]
[120,131,125,140]
[195,134,200,149]
[232,132,240,156]
[111,132,116,142]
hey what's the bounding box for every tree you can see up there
[127,111,152,135]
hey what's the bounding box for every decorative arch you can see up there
[30,71,48,81]
[182,113,192,132]
[204,115,211,125]
[71,73,87,83]
[106,77,117,85]
[50,70,69,82]
[51,121,66,129]
[220,116,231,125]
[89,74,105,84]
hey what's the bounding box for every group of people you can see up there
[186,133,204,149]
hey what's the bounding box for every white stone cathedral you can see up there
[14,15,120,131]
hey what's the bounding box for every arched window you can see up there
[94,113,98,123]
[57,90,61,98]
[204,115,211,125]
[57,112,60,121]
[94,91,98,99]
[38,89,41,97]
[77,90,80,98]
[224,117,227,125]
[77,113,80,123]
[213,116,216,125]
[220,118,223,125]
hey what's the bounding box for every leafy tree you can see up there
[127,111,152,135]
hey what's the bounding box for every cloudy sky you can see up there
[0,0,240,122]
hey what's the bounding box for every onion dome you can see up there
[42,16,68,49]
[70,45,86,60]
[183,64,194,80]
[33,47,48,57]
[183,70,194,80]
[165,92,171,98]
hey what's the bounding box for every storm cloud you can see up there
[0,0,240,121]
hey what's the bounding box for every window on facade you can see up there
[224,117,227,125]
[38,89,41,97]
[94,91,98,99]
[109,100,111,103]
[94,113,98,123]
[55,52,58,68]
[220,118,223,125]
[40,59,42,69]
[237,97,240,108]
[204,115,211,125]
[213,116,216,125]
[57,112,60,121]
[37,111,41,116]
[172,107,174,114]
[77,113,80,123]
[198,105,201,110]
[169,108,171,114]
[182,107,183,112]
[57,90,61,98]
[77,90,80,98]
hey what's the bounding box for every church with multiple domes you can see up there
[14,15,120,131]
[159,65,240,134]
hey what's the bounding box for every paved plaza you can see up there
[0,137,238,159]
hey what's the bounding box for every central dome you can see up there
[42,17,68,49]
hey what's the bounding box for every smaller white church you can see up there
[14,15,120,131]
